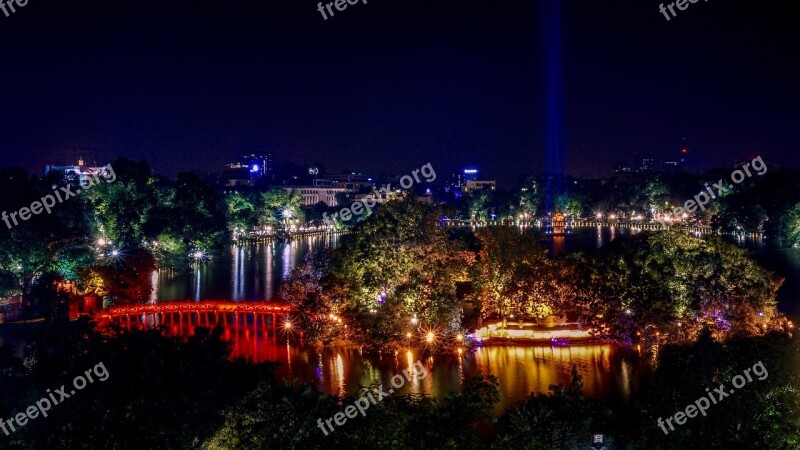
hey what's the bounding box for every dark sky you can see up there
[0,0,797,186]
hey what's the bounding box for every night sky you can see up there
[0,0,797,186]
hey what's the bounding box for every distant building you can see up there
[662,160,679,174]
[313,172,373,194]
[521,176,538,193]
[614,164,632,174]
[636,155,655,173]
[43,158,108,183]
[463,180,496,194]
[220,163,253,187]
[451,167,480,188]
[241,153,273,178]
[354,189,399,205]
[283,186,346,207]
[463,168,479,181]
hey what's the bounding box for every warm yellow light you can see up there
[456,334,464,342]
[406,332,412,338]
[284,321,292,330]
[426,331,435,343]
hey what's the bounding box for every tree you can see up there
[168,172,227,254]
[282,249,340,344]
[474,227,550,320]
[583,230,787,343]
[0,168,94,312]
[224,191,257,233]
[492,366,616,450]
[85,158,158,249]
[313,199,469,350]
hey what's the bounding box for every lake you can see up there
[146,226,799,411]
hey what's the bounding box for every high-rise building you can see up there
[241,153,273,178]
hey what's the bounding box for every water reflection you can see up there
[223,326,649,412]
[146,229,795,411]
[157,234,339,302]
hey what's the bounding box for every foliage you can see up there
[81,249,157,305]
[582,230,786,343]
[0,320,265,450]
[630,332,800,449]
[0,168,94,301]
[203,374,499,450]
[224,189,305,234]
[492,366,616,450]
[283,198,470,351]
[474,227,550,319]
[470,228,786,345]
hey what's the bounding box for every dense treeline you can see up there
[0,159,230,309]
[0,159,351,311]
[447,167,800,247]
[284,199,790,351]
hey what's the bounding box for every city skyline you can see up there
[0,0,797,186]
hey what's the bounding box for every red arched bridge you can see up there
[98,301,293,337]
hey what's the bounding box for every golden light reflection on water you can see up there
[209,326,646,413]
[471,345,627,412]
[335,353,345,399]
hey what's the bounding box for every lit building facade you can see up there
[283,186,346,207]
[463,180,496,193]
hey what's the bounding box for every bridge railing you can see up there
[98,301,292,319]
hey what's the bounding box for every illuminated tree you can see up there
[475,227,551,320]
[584,230,786,343]
[0,168,94,311]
